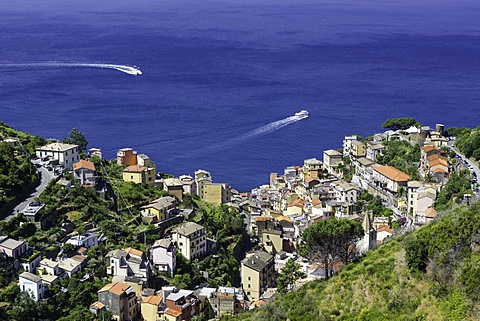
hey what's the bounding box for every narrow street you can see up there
[3,161,56,221]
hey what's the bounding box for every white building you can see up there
[38,258,60,276]
[106,247,151,283]
[372,165,410,195]
[66,232,98,248]
[171,222,206,260]
[323,149,343,173]
[151,239,177,277]
[19,272,44,301]
[73,160,97,186]
[58,258,82,277]
[343,135,359,157]
[35,142,80,169]
[194,169,212,198]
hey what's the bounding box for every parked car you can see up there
[29,201,42,207]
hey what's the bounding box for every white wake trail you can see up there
[195,111,309,155]
[0,62,142,75]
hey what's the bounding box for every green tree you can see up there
[64,128,88,151]
[276,258,306,293]
[299,219,364,279]
[382,117,420,130]
[10,291,48,321]
[434,171,472,211]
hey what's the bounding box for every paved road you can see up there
[449,145,480,197]
[3,162,55,221]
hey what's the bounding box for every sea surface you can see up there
[1,0,479,191]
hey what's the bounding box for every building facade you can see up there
[35,142,80,169]
[171,222,206,260]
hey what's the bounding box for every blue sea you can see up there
[1,0,479,191]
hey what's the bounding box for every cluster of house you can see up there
[15,232,98,301]
[239,124,455,295]
[14,124,455,319]
[90,282,247,321]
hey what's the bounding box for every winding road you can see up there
[3,162,56,221]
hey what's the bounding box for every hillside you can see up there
[0,122,46,212]
[229,202,480,321]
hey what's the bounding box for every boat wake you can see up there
[0,62,142,75]
[191,110,309,156]
[239,110,308,142]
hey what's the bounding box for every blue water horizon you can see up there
[1,0,479,191]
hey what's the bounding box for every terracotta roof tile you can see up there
[125,247,143,257]
[142,295,163,306]
[123,165,147,172]
[165,309,182,317]
[426,207,437,218]
[73,159,96,171]
[276,215,292,223]
[255,217,272,222]
[98,282,131,295]
[374,165,410,182]
[422,146,437,152]
[377,226,394,234]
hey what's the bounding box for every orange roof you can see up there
[276,215,292,223]
[306,177,319,183]
[90,301,105,310]
[250,300,267,307]
[125,247,143,257]
[427,154,447,162]
[429,159,448,167]
[142,295,163,306]
[255,217,272,222]
[165,309,182,317]
[426,207,437,218]
[377,226,394,234]
[98,282,131,295]
[422,146,437,152]
[312,199,322,206]
[123,165,147,172]
[73,159,96,171]
[374,166,410,182]
[288,203,303,208]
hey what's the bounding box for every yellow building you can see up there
[203,183,231,205]
[123,165,155,187]
[141,295,163,321]
[241,251,275,301]
[351,140,366,158]
[141,196,176,223]
[163,178,184,201]
[303,158,323,180]
[262,230,283,255]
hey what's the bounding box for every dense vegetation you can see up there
[230,202,480,321]
[0,122,45,211]
[376,139,421,180]
[434,170,473,211]
[382,117,421,131]
[448,126,480,160]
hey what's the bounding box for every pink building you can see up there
[151,239,177,277]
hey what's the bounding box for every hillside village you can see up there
[0,119,478,321]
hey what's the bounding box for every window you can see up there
[66,160,68,164]
[248,284,250,288]
[131,175,134,180]
[248,276,251,281]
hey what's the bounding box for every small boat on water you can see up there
[295,110,309,117]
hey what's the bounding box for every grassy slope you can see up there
[232,204,480,321]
